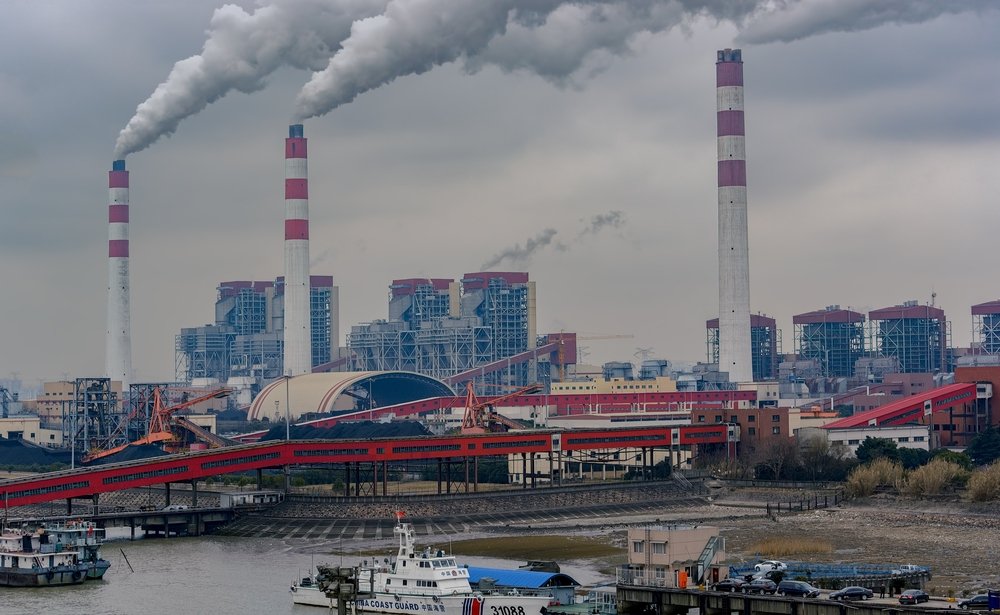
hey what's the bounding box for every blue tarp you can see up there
[465,566,579,589]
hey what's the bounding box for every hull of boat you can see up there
[0,566,88,587]
[292,587,552,615]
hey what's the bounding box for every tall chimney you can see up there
[106,159,133,388]
[716,48,753,383]
[283,124,312,375]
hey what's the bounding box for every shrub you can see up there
[967,460,1000,502]
[903,459,969,495]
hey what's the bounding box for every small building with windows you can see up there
[618,525,727,589]
[800,424,931,457]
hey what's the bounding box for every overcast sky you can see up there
[1,1,998,388]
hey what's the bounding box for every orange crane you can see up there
[460,382,541,434]
[83,387,232,463]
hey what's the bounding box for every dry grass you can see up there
[967,461,1000,502]
[845,458,905,497]
[903,459,969,496]
[745,536,833,558]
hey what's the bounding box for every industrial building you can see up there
[706,314,779,382]
[348,272,538,391]
[793,306,866,378]
[972,299,1000,355]
[869,301,950,374]
[175,276,339,385]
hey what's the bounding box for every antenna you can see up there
[634,347,654,362]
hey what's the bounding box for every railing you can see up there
[696,535,721,583]
[617,568,672,588]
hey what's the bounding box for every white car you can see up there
[754,560,788,572]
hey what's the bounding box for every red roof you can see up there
[869,304,945,321]
[793,308,865,325]
[972,300,1000,316]
[823,382,976,429]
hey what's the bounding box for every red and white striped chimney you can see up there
[283,124,312,375]
[106,159,133,388]
[717,48,753,383]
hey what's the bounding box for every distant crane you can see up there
[460,382,541,434]
[83,387,232,463]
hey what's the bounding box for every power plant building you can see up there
[349,272,537,390]
[175,276,339,384]
[972,300,1000,355]
[869,301,950,374]
[707,314,779,382]
[793,306,866,378]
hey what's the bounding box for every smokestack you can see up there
[716,48,753,383]
[283,124,312,375]
[106,159,133,388]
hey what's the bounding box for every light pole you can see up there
[284,374,291,441]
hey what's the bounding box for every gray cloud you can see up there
[579,210,625,236]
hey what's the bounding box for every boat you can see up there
[291,516,555,614]
[0,527,90,587]
[520,561,560,574]
[38,521,111,580]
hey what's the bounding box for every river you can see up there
[1,531,610,615]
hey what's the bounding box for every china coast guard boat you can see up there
[291,516,554,615]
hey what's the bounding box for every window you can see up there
[848,439,860,445]
[632,541,644,553]
[655,567,666,579]
[651,543,666,554]
[898,437,909,443]
[697,416,705,423]
[748,427,756,436]
[914,436,925,442]
[747,415,755,423]
[714,415,722,423]
[772,427,780,435]
[771,415,781,422]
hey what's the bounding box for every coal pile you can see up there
[0,437,70,468]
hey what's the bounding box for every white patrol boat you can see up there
[291,517,554,615]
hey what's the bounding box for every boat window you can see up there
[402,580,407,586]
[447,559,456,567]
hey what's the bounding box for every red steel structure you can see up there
[822,382,975,429]
[0,425,734,509]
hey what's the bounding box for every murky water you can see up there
[0,531,611,615]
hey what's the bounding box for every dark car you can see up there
[958,594,990,609]
[899,589,930,605]
[830,586,874,601]
[744,579,778,594]
[777,580,821,598]
[713,578,747,592]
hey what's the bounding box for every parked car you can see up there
[958,594,990,609]
[713,578,747,592]
[776,580,821,598]
[892,564,924,575]
[162,504,189,511]
[829,586,874,601]
[744,579,778,594]
[898,589,930,605]
[754,560,788,572]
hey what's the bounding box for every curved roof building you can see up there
[248,371,454,421]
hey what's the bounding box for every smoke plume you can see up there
[579,210,625,236]
[117,0,995,153]
[736,0,994,45]
[114,0,388,158]
[481,228,559,270]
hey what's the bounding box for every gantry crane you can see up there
[460,382,541,434]
[83,387,232,463]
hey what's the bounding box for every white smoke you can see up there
[113,0,388,158]
[736,0,995,45]
[117,0,995,154]
[293,0,767,120]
